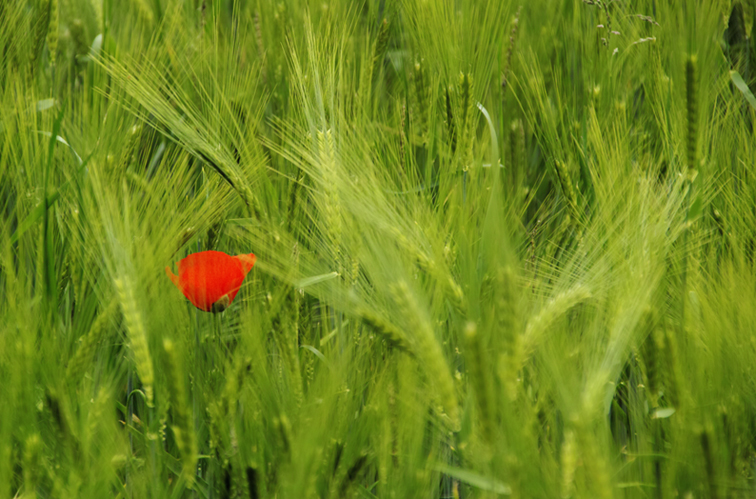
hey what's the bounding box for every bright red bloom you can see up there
[166,251,256,312]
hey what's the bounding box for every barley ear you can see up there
[357,308,412,354]
[115,276,154,406]
[31,0,51,71]
[501,7,521,95]
[554,160,579,219]
[46,0,59,68]
[560,429,577,499]
[374,18,390,65]
[130,0,154,25]
[23,434,42,495]
[685,55,698,172]
[66,298,119,384]
[392,280,459,429]
[464,322,495,444]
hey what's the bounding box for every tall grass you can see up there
[1,0,755,497]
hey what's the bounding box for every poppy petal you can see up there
[167,250,254,313]
[235,253,256,274]
[165,266,180,288]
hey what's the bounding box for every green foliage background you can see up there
[2,0,756,497]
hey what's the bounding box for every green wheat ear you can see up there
[374,18,390,65]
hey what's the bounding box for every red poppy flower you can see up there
[166,251,256,312]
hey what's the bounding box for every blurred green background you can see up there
[2,0,756,497]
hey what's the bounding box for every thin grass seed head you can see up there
[166,250,256,313]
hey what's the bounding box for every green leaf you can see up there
[300,345,329,367]
[296,271,340,289]
[651,407,676,419]
[730,70,756,111]
[433,463,511,495]
[477,102,500,168]
[38,131,83,165]
[687,195,703,221]
[36,99,55,112]
[90,33,103,57]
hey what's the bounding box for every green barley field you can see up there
[3,0,756,497]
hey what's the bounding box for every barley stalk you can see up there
[163,339,197,485]
[700,428,718,499]
[642,328,662,408]
[662,329,681,408]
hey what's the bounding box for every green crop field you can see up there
[2,0,756,497]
